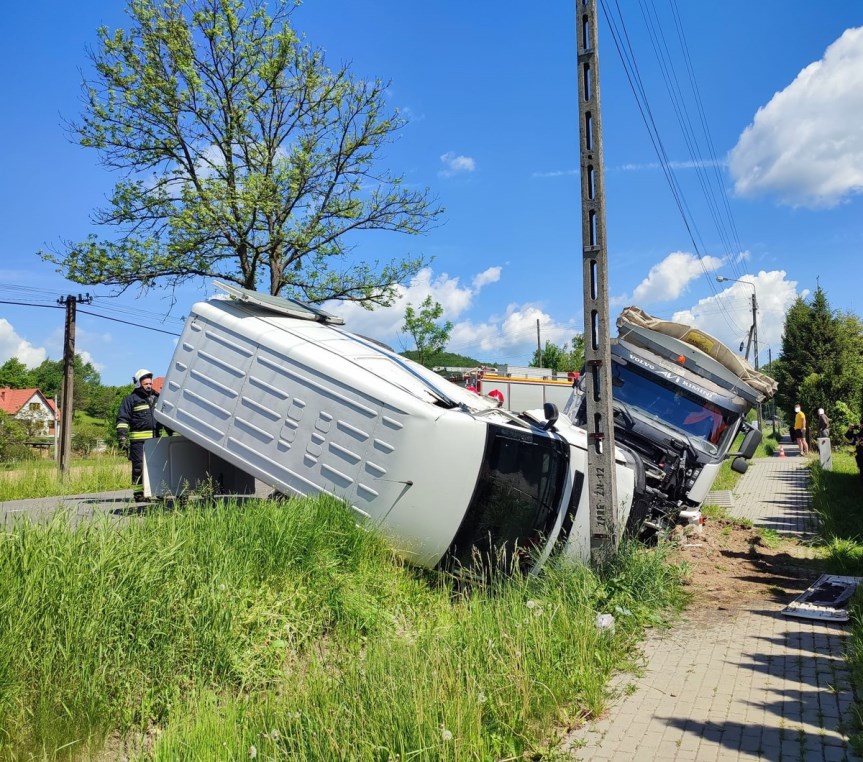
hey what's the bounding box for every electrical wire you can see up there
[599,0,747,338]
[76,308,182,337]
[0,287,183,338]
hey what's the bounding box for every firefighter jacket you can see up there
[116,387,162,442]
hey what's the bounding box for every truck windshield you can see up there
[612,362,737,454]
[443,423,569,573]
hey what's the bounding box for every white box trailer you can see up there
[146,284,636,570]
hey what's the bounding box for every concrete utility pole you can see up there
[717,275,762,431]
[750,291,763,431]
[577,0,618,556]
[768,347,776,437]
[536,319,542,368]
[57,293,92,474]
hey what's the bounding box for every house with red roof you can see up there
[0,388,58,437]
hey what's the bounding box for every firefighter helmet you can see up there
[133,368,153,386]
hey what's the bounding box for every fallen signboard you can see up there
[781,574,862,622]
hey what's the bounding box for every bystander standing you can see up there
[792,404,809,456]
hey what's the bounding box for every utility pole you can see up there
[768,347,776,437]
[750,292,763,432]
[577,0,618,556]
[57,293,92,475]
[536,319,542,368]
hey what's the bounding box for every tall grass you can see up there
[807,450,863,754]
[0,457,128,502]
[0,495,687,761]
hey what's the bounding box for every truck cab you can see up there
[564,307,776,535]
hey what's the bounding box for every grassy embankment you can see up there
[0,464,689,761]
[806,448,863,754]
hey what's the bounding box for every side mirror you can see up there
[543,402,559,431]
[738,427,762,459]
[731,456,749,474]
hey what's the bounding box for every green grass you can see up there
[806,449,863,753]
[0,456,129,501]
[700,503,753,530]
[756,527,782,549]
[0,495,688,761]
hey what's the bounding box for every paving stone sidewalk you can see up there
[565,447,858,761]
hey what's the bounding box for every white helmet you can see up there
[133,368,154,386]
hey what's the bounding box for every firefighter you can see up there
[116,368,163,501]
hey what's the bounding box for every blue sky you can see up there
[1,1,861,387]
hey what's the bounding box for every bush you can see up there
[71,420,104,456]
[832,400,857,438]
[0,412,29,463]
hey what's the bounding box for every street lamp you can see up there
[716,275,762,431]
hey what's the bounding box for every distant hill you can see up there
[399,350,496,369]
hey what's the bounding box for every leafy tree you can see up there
[42,0,442,305]
[30,360,64,400]
[402,296,452,368]
[775,287,863,424]
[29,356,102,412]
[85,384,125,420]
[105,385,134,446]
[530,335,584,373]
[0,358,34,389]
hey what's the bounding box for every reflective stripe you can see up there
[132,404,151,412]
[129,431,154,440]
[117,423,130,430]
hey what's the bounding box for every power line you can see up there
[76,308,183,337]
[599,0,747,338]
[0,297,183,337]
[0,299,62,309]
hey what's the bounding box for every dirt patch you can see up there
[666,513,826,625]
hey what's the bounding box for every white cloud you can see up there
[532,169,579,178]
[439,151,476,177]
[472,267,501,289]
[448,305,579,362]
[324,266,496,351]
[397,105,425,123]
[672,270,800,364]
[0,318,48,368]
[323,266,581,363]
[729,26,863,208]
[43,325,111,377]
[631,251,723,304]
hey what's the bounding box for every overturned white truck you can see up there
[145,286,774,570]
[145,283,636,571]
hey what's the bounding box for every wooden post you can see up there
[57,293,92,475]
[57,295,76,475]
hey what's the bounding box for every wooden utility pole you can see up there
[577,0,618,555]
[57,293,91,474]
